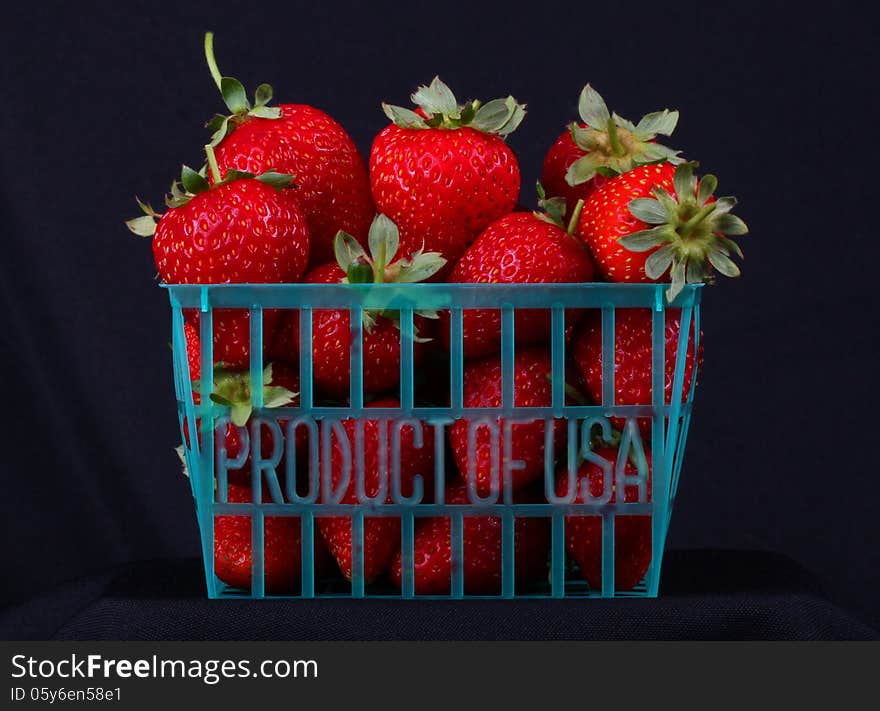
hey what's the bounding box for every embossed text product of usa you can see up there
[166,282,702,598]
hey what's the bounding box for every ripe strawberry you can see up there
[370,77,525,266]
[577,162,748,300]
[202,33,373,266]
[127,164,310,368]
[215,478,335,593]
[449,348,565,497]
[388,482,550,595]
[556,445,652,591]
[542,84,682,217]
[570,308,703,439]
[273,215,446,398]
[442,191,595,358]
[317,397,435,583]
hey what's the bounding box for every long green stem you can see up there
[204,144,222,185]
[678,202,717,238]
[204,32,223,92]
[606,117,625,157]
[566,198,585,235]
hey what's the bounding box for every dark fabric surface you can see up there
[2,550,875,641]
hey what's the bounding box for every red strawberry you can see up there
[317,397,435,583]
[202,33,373,266]
[570,308,703,439]
[542,84,682,218]
[128,166,310,368]
[577,162,748,300]
[442,197,595,358]
[388,482,550,595]
[556,445,652,591]
[273,215,446,398]
[214,478,335,593]
[449,348,565,497]
[370,77,525,267]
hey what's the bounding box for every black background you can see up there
[2,1,878,629]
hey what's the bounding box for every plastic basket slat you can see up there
[299,306,313,409]
[551,511,565,598]
[601,303,615,407]
[399,308,414,410]
[451,511,464,597]
[550,304,565,413]
[301,511,315,598]
[349,305,364,410]
[601,512,615,597]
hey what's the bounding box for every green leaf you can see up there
[685,257,709,283]
[538,196,567,227]
[230,403,252,428]
[497,97,526,137]
[458,100,478,124]
[209,393,234,407]
[714,213,749,235]
[205,113,227,132]
[382,103,426,129]
[207,116,231,148]
[640,142,684,164]
[569,124,598,151]
[125,215,157,237]
[347,262,374,284]
[717,236,744,259]
[667,257,686,302]
[707,249,742,277]
[617,226,670,253]
[334,230,368,272]
[578,84,610,128]
[611,112,637,132]
[396,251,447,283]
[181,165,210,195]
[673,163,697,201]
[644,243,675,279]
[696,174,718,205]
[368,213,400,266]
[565,153,601,186]
[628,197,667,224]
[263,385,296,409]
[249,105,281,119]
[470,98,513,133]
[634,109,679,137]
[255,171,296,189]
[220,76,249,114]
[711,196,737,215]
[254,82,273,107]
[651,186,680,214]
[411,76,459,118]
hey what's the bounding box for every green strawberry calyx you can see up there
[194,363,297,428]
[125,149,295,237]
[333,214,446,339]
[618,163,748,302]
[203,31,282,148]
[382,76,526,137]
[534,181,585,236]
[566,84,683,186]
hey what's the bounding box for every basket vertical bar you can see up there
[450,307,464,411]
[249,305,265,598]
[646,286,667,597]
[500,305,515,411]
[399,308,414,410]
[298,306,313,410]
[197,287,217,597]
[551,511,565,598]
[401,512,415,599]
[451,511,464,598]
[349,305,364,411]
[550,304,565,413]
[301,511,315,598]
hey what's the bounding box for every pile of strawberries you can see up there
[128,34,747,595]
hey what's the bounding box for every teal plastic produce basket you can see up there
[166,282,702,599]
